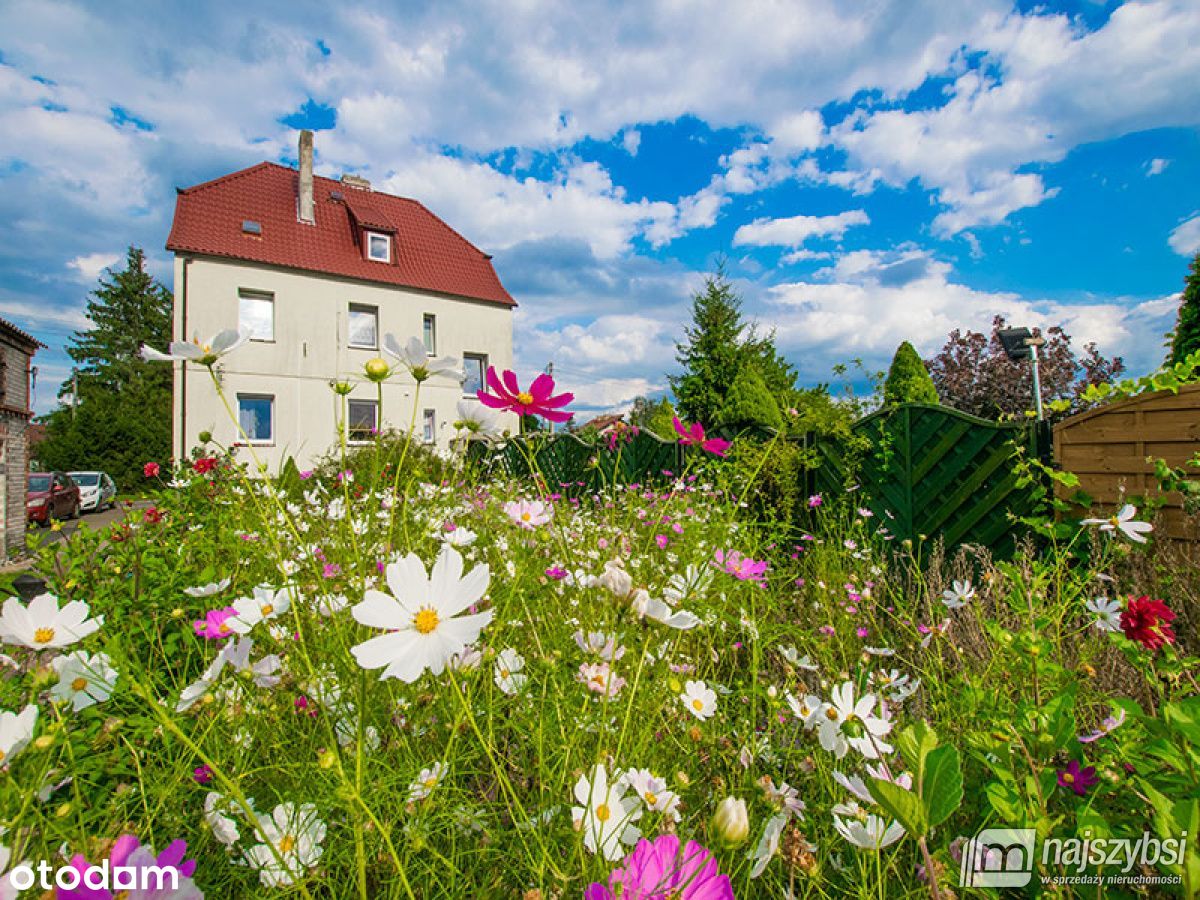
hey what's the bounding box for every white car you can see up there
[68,471,117,512]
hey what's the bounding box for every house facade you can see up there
[165,131,516,471]
[0,318,43,562]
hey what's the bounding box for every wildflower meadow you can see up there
[2,330,1197,899]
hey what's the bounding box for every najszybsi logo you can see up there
[959,827,1189,889]
[960,828,1037,888]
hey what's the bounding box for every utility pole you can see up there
[1027,335,1046,421]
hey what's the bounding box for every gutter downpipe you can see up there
[180,256,191,461]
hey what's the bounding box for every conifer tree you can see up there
[883,341,939,406]
[1167,251,1200,366]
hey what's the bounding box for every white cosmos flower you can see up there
[630,590,701,630]
[1086,596,1123,632]
[833,764,913,804]
[228,586,292,635]
[204,792,243,846]
[663,564,714,605]
[1081,503,1153,543]
[941,580,975,609]
[50,651,118,710]
[0,593,103,650]
[383,333,463,382]
[245,802,326,887]
[141,329,248,366]
[574,630,625,661]
[680,680,717,721]
[1,825,30,900]
[571,764,642,860]
[439,525,477,547]
[0,705,37,767]
[448,645,483,671]
[749,811,789,879]
[833,809,905,850]
[183,578,232,598]
[620,768,680,821]
[350,546,492,683]
[504,499,551,529]
[778,646,820,670]
[871,669,920,703]
[408,762,447,802]
[176,638,282,712]
[820,682,893,760]
[453,400,502,438]
[786,692,826,730]
[494,648,527,694]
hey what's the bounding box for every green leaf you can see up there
[896,721,939,780]
[922,745,964,829]
[985,781,1024,822]
[868,778,925,838]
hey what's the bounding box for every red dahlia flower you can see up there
[193,456,218,475]
[143,461,161,478]
[672,416,730,457]
[476,367,573,423]
[1120,595,1176,651]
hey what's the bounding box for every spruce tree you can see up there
[1167,251,1200,366]
[883,341,939,406]
[670,268,747,425]
[36,247,173,488]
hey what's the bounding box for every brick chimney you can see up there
[298,130,314,224]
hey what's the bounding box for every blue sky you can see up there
[1,0,1198,416]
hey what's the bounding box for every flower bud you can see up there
[710,796,749,848]
[363,358,391,383]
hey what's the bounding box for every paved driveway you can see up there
[31,500,152,545]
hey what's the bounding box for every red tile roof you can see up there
[166,163,516,307]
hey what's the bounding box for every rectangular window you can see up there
[423,314,437,355]
[367,232,390,262]
[348,399,378,443]
[422,408,436,443]
[347,303,378,349]
[237,394,274,443]
[463,352,488,395]
[238,290,274,341]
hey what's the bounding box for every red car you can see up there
[26,472,81,525]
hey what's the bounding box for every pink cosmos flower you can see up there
[713,549,768,583]
[504,498,552,529]
[477,366,574,423]
[1057,760,1099,797]
[807,494,823,508]
[585,833,733,899]
[672,417,730,457]
[193,606,239,640]
[143,462,161,478]
[57,834,201,899]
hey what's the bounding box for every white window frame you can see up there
[423,314,437,355]
[238,290,275,342]
[236,394,274,444]
[463,352,488,396]
[422,408,436,444]
[347,303,379,349]
[347,399,379,444]
[366,231,391,263]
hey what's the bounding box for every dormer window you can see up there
[366,231,391,263]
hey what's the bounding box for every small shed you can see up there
[1053,384,1200,542]
[0,318,44,563]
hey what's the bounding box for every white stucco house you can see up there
[165,130,516,471]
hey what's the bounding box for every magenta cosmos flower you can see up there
[585,834,733,899]
[57,834,201,899]
[476,366,573,423]
[714,549,768,583]
[193,606,238,640]
[1057,760,1099,797]
[672,417,730,457]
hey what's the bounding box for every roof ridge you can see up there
[176,161,281,195]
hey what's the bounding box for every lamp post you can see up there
[997,327,1047,421]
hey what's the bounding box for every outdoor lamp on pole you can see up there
[997,326,1047,421]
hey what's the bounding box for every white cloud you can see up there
[1146,157,1170,176]
[733,210,869,248]
[67,252,120,282]
[830,1,1200,232]
[1168,214,1200,257]
[621,129,641,156]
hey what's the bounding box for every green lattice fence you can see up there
[469,404,1046,555]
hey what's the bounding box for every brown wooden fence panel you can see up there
[1053,384,1200,542]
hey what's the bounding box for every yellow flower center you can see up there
[595,803,611,822]
[516,391,534,406]
[692,699,704,711]
[1109,516,1121,527]
[34,627,55,645]
[218,622,230,634]
[414,608,440,634]
[71,677,89,692]
[0,749,5,762]
[521,512,532,521]
[1063,772,1075,784]
[424,777,438,788]
[644,791,657,806]
[500,669,511,679]
[260,604,274,616]
[278,835,296,854]
[825,707,839,721]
